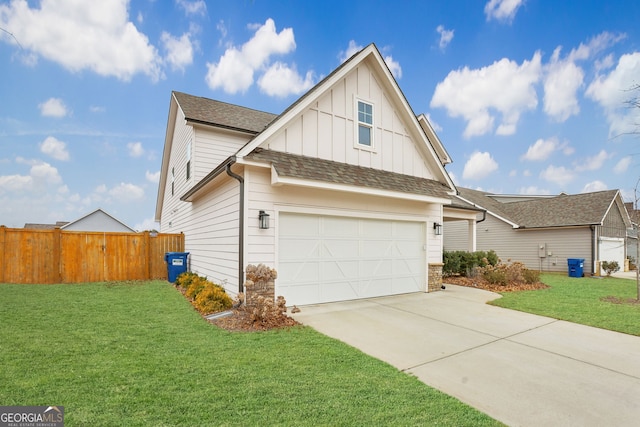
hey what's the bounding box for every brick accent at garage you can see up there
[428,263,444,292]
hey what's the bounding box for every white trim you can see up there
[275,204,431,223]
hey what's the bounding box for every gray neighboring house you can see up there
[444,187,633,276]
[61,209,136,232]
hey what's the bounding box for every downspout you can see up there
[476,210,487,224]
[591,225,596,276]
[226,161,245,294]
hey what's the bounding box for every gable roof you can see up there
[245,148,452,200]
[456,187,630,229]
[61,208,136,232]
[173,91,276,134]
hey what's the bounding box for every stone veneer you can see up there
[428,263,444,292]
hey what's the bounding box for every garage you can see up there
[599,237,625,270]
[278,212,427,306]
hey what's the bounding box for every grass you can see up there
[0,281,500,426]
[491,273,640,336]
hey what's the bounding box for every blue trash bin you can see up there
[567,258,584,277]
[165,252,189,282]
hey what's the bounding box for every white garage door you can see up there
[599,237,625,268]
[278,213,426,306]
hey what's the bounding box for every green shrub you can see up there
[443,250,499,277]
[194,283,233,314]
[185,275,208,299]
[522,268,540,284]
[601,261,620,276]
[483,269,508,285]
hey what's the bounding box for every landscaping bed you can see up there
[444,275,549,292]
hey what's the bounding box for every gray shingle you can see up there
[245,149,452,199]
[173,91,277,134]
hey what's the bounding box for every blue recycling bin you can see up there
[165,252,189,282]
[567,258,584,278]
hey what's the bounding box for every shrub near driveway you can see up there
[491,273,640,336]
[0,281,501,426]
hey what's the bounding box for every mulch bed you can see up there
[209,306,300,332]
[443,275,549,293]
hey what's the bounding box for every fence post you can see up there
[53,227,62,283]
[0,226,5,283]
[144,231,151,280]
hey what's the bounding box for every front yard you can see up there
[0,281,499,426]
[489,273,640,336]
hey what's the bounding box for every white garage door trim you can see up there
[277,212,426,306]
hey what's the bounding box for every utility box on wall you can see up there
[538,243,546,258]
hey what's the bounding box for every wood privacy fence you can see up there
[0,226,184,284]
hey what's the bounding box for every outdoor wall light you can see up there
[433,222,442,236]
[259,210,270,229]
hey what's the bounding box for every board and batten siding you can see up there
[244,166,443,273]
[263,61,434,180]
[445,214,593,274]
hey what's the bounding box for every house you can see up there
[24,221,70,229]
[155,44,457,306]
[444,187,633,276]
[61,208,136,233]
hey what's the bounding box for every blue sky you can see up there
[1,0,639,230]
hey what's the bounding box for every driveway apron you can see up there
[292,285,640,427]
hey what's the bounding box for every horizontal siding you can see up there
[263,61,434,180]
[443,220,470,251]
[450,214,593,274]
[194,128,251,182]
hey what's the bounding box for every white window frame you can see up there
[354,98,375,151]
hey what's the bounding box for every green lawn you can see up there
[0,281,500,426]
[491,273,640,336]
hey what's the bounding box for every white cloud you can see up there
[176,0,207,16]
[0,161,62,195]
[258,62,315,97]
[586,52,640,137]
[0,0,163,81]
[484,0,525,23]
[574,149,610,171]
[462,151,498,180]
[134,216,159,232]
[108,182,144,201]
[436,25,454,50]
[521,137,558,161]
[38,97,68,118]
[519,186,551,195]
[339,40,363,63]
[431,52,542,138]
[146,170,160,183]
[540,165,574,187]
[40,136,70,161]
[383,54,402,79]
[205,18,299,94]
[127,142,145,158]
[614,156,631,174]
[582,180,608,193]
[161,32,193,72]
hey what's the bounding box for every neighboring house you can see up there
[61,208,136,233]
[155,44,456,306]
[24,221,70,229]
[444,187,633,276]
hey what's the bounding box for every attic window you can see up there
[357,100,373,148]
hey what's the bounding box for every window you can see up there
[186,141,192,181]
[357,100,373,147]
[171,167,175,196]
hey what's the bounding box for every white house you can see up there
[155,44,456,306]
[63,208,136,233]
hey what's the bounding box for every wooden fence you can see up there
[0,226,184,284]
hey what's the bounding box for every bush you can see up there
[443,250,499,277]
[522,268,540,284]
[601,261,620,276]
[478,259,540,286]
[185,275,208,299]
[193,283,233,315]
[175,272,199,290]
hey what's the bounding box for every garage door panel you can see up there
[278,213,426,305]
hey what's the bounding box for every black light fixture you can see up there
[259,210,270,229]
[433,222,442,236]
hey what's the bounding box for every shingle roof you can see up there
[245,149,453,199]
[456,187,620,228]
[24,221,69,229]
[173,91,277,134]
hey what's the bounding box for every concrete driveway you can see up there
[292,285,640,427]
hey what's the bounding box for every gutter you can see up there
[225,162,245,294]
